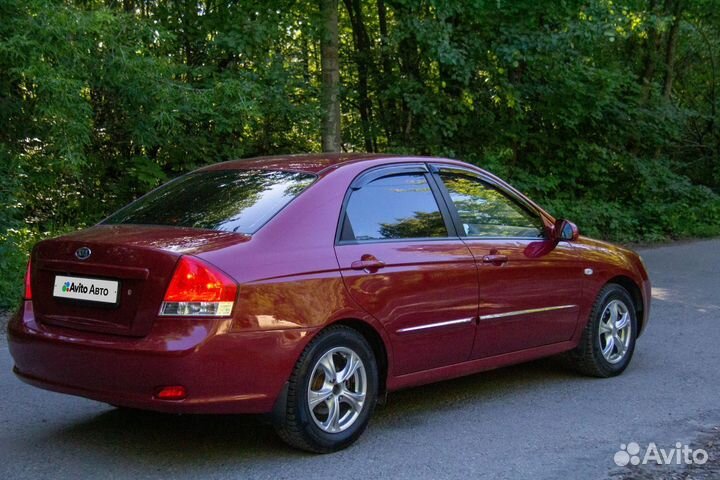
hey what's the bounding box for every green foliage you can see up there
[0,228,57,309]
[1,0,720,306]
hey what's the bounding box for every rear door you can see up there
[432,166,583,359]
[334,165,478,375]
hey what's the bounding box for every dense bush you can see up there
[1,0,719,306]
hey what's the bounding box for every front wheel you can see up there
[571,284,638,378]
[274,326,378,453]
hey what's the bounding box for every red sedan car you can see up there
[8,154,650,452]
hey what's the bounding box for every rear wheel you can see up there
[571,284,638,378]
[274,326,378,453]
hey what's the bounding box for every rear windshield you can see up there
[103,170,315,234]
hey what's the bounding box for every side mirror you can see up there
[553,219,579,242]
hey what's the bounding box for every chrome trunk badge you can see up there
[75,247,92,260]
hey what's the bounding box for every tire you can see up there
[274,325,378,453]
[570,284,638,378]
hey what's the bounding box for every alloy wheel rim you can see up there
[598,299,632,364]
[307,346,367,434]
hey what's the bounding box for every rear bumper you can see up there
[8,301,315,414]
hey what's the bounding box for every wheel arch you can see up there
[605,275,644,333]
[271,317,390,429]
[330,318,390,400]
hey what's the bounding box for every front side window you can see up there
[440,172,544,238]
[103,170,315,234]
[341,173,448,241]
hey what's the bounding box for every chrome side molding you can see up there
[479,304,577,321]
[397,317,475,334]
[397,305,578,333]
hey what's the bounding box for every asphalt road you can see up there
[1,239,719,479]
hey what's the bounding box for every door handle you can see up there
[482,254,508,264]
[351,258,386,272]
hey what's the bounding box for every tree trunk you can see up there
[393,2,422,143]
[319,0,341,152]
[662,0,684,99]
[301,32,311,84]
[344,0,375,152]
[376,0,396,142]
[640,0,662,102]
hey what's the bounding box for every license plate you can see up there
[53,275,119,305]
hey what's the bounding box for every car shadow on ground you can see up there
[42,357,581,463]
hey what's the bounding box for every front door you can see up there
[334,166,478,375]
[434,167,583,359]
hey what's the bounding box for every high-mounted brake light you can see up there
[160,256,237,317]
[23,259,32,301]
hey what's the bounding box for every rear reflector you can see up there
[154,385,187,400]
[160,256,236,317]
[23,260,32,300]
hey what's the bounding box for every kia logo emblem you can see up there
[75,247,92,260]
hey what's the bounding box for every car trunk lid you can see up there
[31,225,248,337]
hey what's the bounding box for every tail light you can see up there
[23,259,32,300]
[160,256,237,317]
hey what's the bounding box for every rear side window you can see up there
[340,173,448,241]
[103,170,315,234]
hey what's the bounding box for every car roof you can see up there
[196,153,555,223]
[198,153,397,175]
